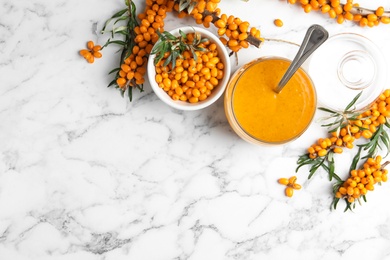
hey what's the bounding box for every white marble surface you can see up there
[2,0,390,259]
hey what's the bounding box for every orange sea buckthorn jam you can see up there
[225,57,317,144]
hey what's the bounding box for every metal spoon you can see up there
[274,24,329,94]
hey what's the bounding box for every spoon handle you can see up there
[275,24,329,93]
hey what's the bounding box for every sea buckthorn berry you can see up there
[292,183,301,190]
[278,178,289,185]
[285,187,294,197]
[321,4,331,13]
[87,41,94,50]
[288,176,297,185]
[189,97,199,103]
[215,19,226,28]
[367,14,378,22]
[328,9,336,18]
[343,2,352,11]
[362,130,373,139]
[93,45,102,52]
[337,14,344,24]
[381,17,390,24]
[79,49,90,57]
[86,55,94,63]
[344,12,354,21]
[318,149,327,157]
[238,22,249,33]
[274,19,283,27]
[116,77,126,86]
[93,51,102,58]
[360,18,368,27]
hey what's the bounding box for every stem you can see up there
[262,38,300,47]
[381,161,390,169]
[195,10,263,48]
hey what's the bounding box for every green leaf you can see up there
[113,25,128,33]
[179,0,190,12]
[108,67,120,75]
[318,107,337,114]
[114,15,129,25]
[163,54,172,67]
[385,119,390,128]
[344,91,362,112]
[187,2,197,14]
[333,198,340,210]
[128,86,133,102]
[171,51,178,70]
[350,146,362,172]
[107,79,117,88]
[328,154,335,181]
[101,8,128,32]
[179,30,187,39]
[107,40,127,46]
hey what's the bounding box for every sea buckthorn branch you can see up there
[317,91,363,135]
[174,0,263,52]
[297,90,390,179]
[332,153,389,211]
[296,150,341,181]
[360,123,390,159]
[287,0,390,27]
[100,0,144,101]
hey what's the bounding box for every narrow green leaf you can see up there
[179,30,187,39]
[108,68,120,75]
[344,91,362,111]
[128,86,133,102]
[101,8,128,32]
[106,40,127,46]
[114,15,129,25]
[318,107,337,114]
[333,198,340,210]
[187,2,197,14]
[349,146,362,172]
[107,79,117,88]
[179,0,190,12]
[163,54,172,67]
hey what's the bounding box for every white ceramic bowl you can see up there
[147,26,231,110]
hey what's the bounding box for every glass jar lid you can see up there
[308,33,387,111]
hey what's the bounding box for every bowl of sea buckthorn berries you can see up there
[147,26,231,110]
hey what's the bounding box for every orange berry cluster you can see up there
[288,0,390,27]
[278,176,302,197]
[308,89,390,159]
[214,14,261,52]
[155,34,224,103]
[79,41,102,63]
[335,156,388,203]
[174,0,262,53]
[116,0,175,89]
[174,0,221,25]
